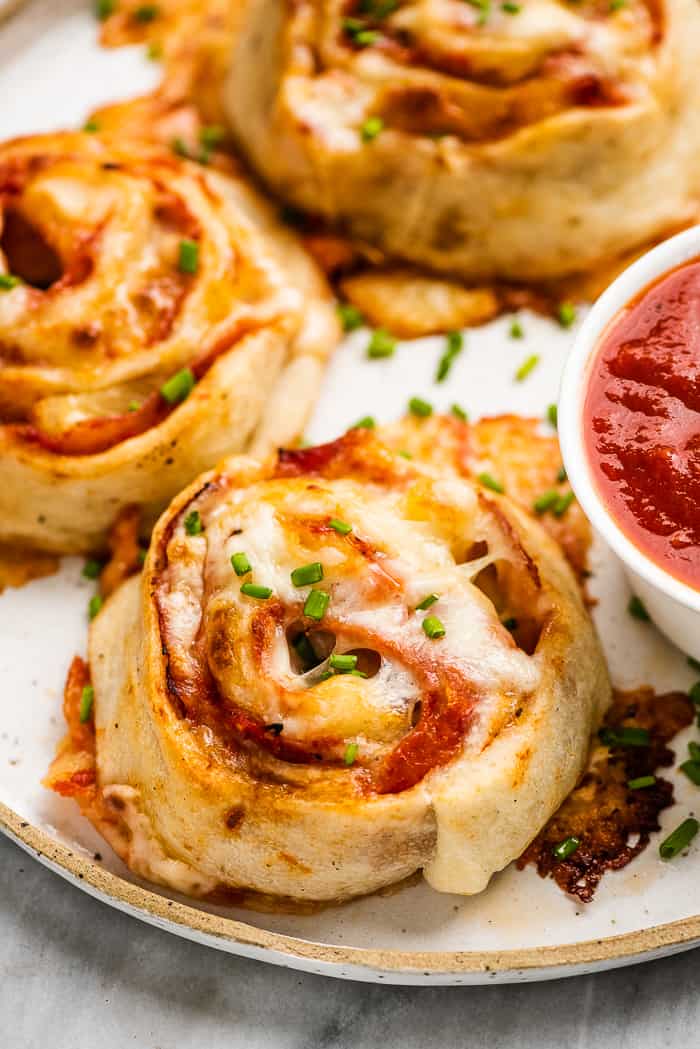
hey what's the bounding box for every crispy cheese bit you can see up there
[557,302,577,328]
[329,653,358,673]
[628,595,650,622]
[291,562,324,587]
[361,117,384,142]
[79,685,95,724]
[160,368,195,405]
[477,472,504,493]
[367,328,396,359]
[240,583,273,600]
[337,303,364,332]
[408,396,433,418]
[344,742,359,766]
[178,239,199,275]
[328,518,352,535]
[659,818,700,859]
[422,615,446,640]
[415,593,439,611]
[552,836,580,860]
[515,354,540,382]
[231,552,252,577]
[184,510,203,536]
[304,589,329,621]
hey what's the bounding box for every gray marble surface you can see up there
[1,834,698,1048]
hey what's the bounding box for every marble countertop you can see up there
[1,833,697,1049]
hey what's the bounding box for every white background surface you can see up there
[2,0,700,1040]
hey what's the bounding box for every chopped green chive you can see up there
[509,318,524,339]
[82,559,102,580]
[95,0,116,19]
[328,517,352,535]
[184,510,203,536]
[304,589,330,621]
[0,274,21,290]
[557,302,577,329]
[680,761,700,786]
[317,669,335,682]
[178,238,199,275]
[88,594,103,621]
[552,836,580,861]
[422,615,446,640]
[409,396,433,419]
[599,725,650,748]
[609,0,626,10]
[659,817,699,860]
[265,722,284,735]
[171,136,190,158]
[361,116,384,142]
[350,669,368,678]
[337,303,364,332]
[688,656,700,672]
[533,490,560,515]
[502,1,521,11]
[515,354,540,382]
[398,450,412,459]
[240,582,272,600]
[627,775,656,790]
[147,41,163,60]
[160,367,195,405]
[628,595,650,621]
[137,548,147,566]
[354,29,378,45]
[127,400,140,412]
[464,0,491,24]
[351,415,376,430]
[689,682,700,704]
[344,742,359,765]
[415,593,439,611]
[451,403,469,423]
[231,552,252,576]
[552,491,576,518]
[367,328,396,359]
[83,119,100,133]
[79,685,95,723]
[477,472,504,494]
[330,653,358,672]
[436,331,464,382]
[200,125,225,148]
[547,403,558,428]
[503,616,518,631]
[556,465,567,483]
[134,4,159,22]
[689,741,700,761]
[291,562,324,587]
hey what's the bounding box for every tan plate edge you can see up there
[3,799,700,977]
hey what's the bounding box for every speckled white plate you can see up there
[3,0,700,986]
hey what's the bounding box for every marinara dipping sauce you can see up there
[584,258,700,589]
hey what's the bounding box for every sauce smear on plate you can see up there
[584,258,700,588]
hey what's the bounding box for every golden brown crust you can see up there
[0,130,339,553]
[49,421,608,903]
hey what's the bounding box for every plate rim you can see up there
[4,799,700,981]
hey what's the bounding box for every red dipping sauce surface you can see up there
[584,258,700,590]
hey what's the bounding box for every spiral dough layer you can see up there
[75,425,609,902]
[0,131,338,553]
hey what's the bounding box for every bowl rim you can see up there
[558,224,700,614]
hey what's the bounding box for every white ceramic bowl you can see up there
[559,226,700,661]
